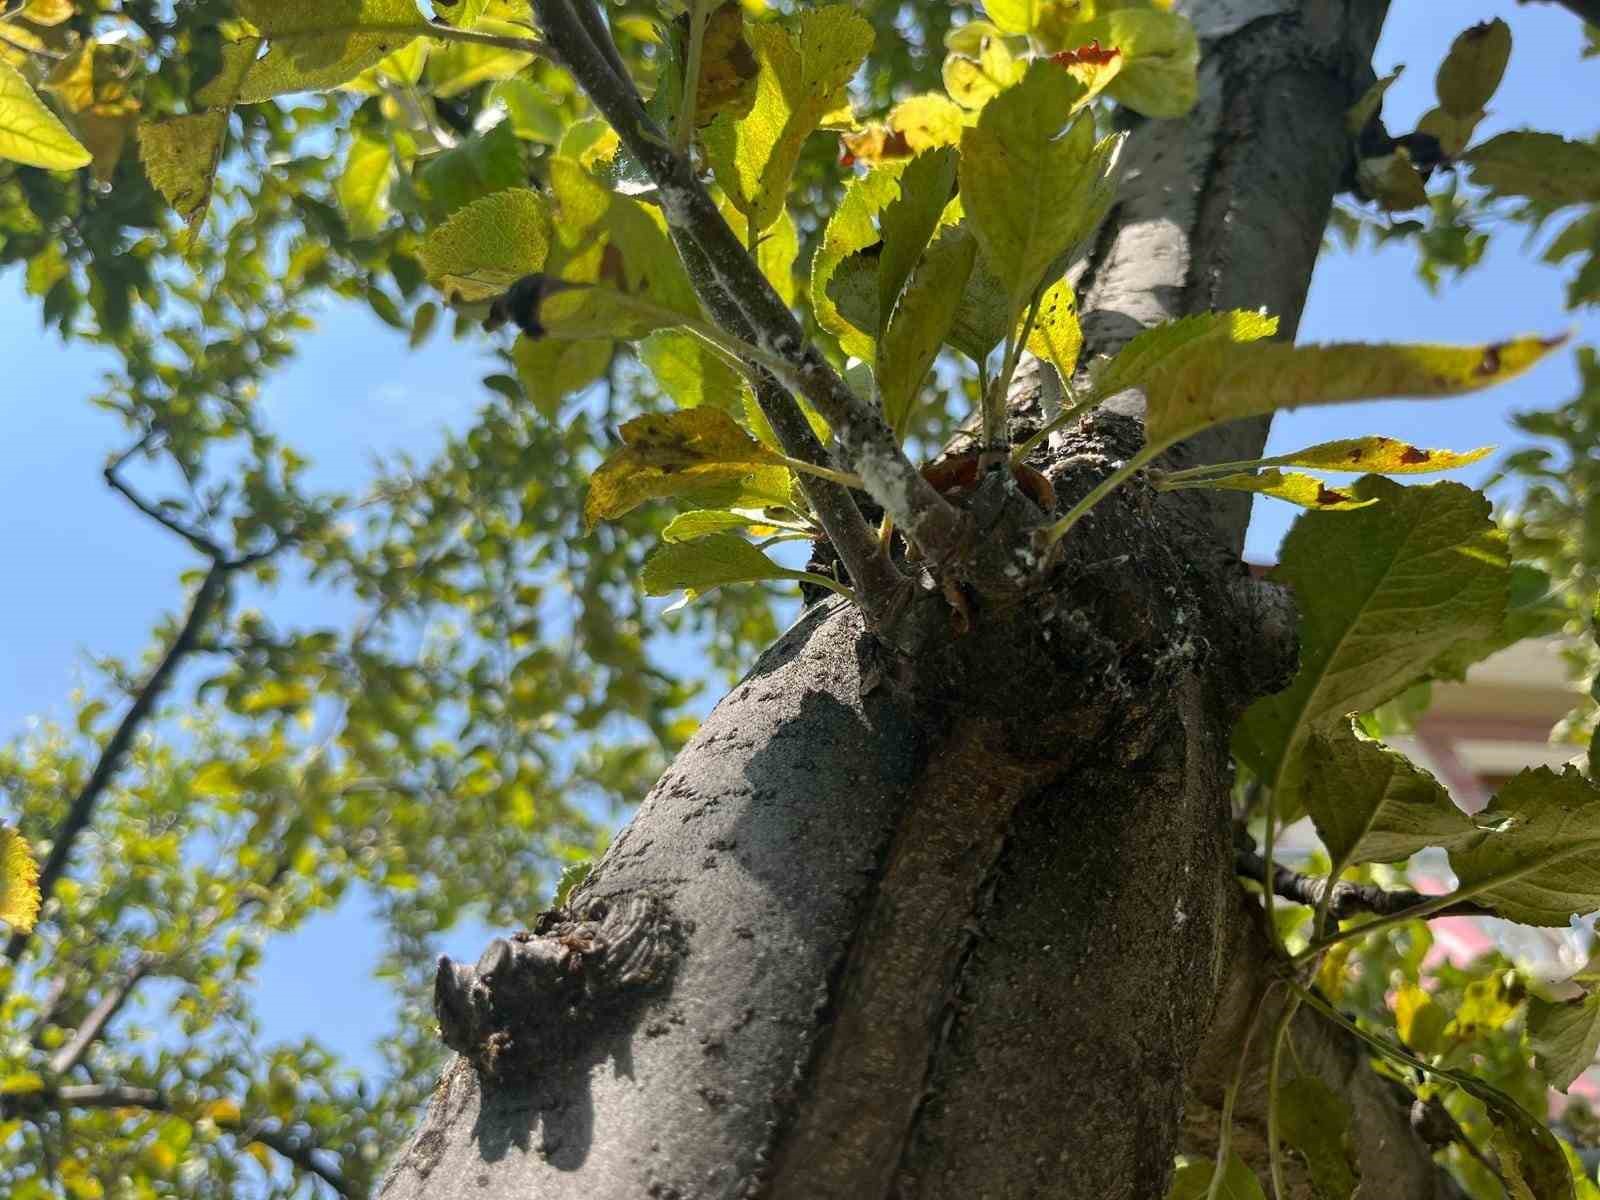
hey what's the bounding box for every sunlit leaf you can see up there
[1253,436,1494,476]
[662,509,787,542]
[1168,469,1376,511]
[0,827,41,933]
[0,58,90,169]
[812,163,902,359]
[641,532,803,599]
[640,329,751,414]
[1025,276,1083,384]
[703,4,873,233]
[337,131,396,240]
[1097,308,1279,399]
[512,335,612,419]
[1070,8,1198,118]
[235,0,429,102]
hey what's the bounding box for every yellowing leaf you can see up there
[1254,436,1493,475]
[886,93,966,152]
[879,225,976,436]
[1169,468,1376,511]
[1450,766,1600,927]
[585,407,786,528]
[959,61,1122,323]
[1234,479,1508,807]
[703,4,873,232]
[420,187,551,302]
[0,1071,45,1095]
[942,32,1026,110]
[0,827,40,933]
[191,761,242,800]
[235,0,429,102]
[1097,308,1278,400]
[641,532,803,600]
[200,1098,242,1126]
[0,58,91,169]
[1435,18,1511,118]
[1070,8,1198,118]
[1137,335,1563,454]
[982,0,1051,36]
[1026,276,1083,384]
[337,130,396,240]
[512,335,612,420]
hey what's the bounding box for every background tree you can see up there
[0,1,1595,1198]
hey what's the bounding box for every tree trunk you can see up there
[378,2,1450,1197]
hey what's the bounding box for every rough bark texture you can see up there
[378,2,1459,1197]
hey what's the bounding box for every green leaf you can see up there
[959,61,1123,323]
[703,4,873,233]
[877,146,960,326]
[812,164,902,359]
[512,335,612,420]
[879,226,977,436]
[0,58,91,169]
[337,131,396,240]
[585,407,787,528]
[492,78,567,144]
[1275,1076,1358,1200]
[1300,726,1478,877]
[137,112,229,229]
[1026,276,1083,384]
[1428,564,1569,683]
[1137,335,1564,455]
[552,859,591,908]
[1449,766,1600,927]
[662,509,789,542]
[427,23,535,98]
[1166,1151,1266,1200]
[945,233,1013,363]
[1234,479,1508,802]
[640,330,751,414]
[0,826,40,933]
[1529,990,1600,1093]
[1435,19,1511,118]
[718,196,801,306]
[235,0,429,102]
[1464,133,1600,210]
[415,120,525,221]
[420,187,551,302]
[641,532,802,599]
[1074,8,1199,119]
[409,299,439,349]
[1169,469,1377,511]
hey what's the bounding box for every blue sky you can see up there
[0,0,1595,1081]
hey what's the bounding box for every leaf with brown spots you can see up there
[1156,468,1377,511]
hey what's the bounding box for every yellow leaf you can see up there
[0,58,90,169]
[1255,436,1494,475]
[703,4,873,232]
[1067,7,1198,118]
[191,761,241,800]
[942,30,1025,110]
[1026,276,1083,384]
[200,1098,242,1126]
[137,112,230,227]
[0,827,41,933]
[0,1070,45,1094]
[585,407,787,528]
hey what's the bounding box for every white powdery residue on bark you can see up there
[852,439,913,531]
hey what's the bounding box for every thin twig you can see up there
[529,0,969,570]
[4,564,230,966]
[47,953,155,1077]
[1234,847,1496,924]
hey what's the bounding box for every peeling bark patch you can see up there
[434,895,686,1082]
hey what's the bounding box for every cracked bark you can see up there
[378,2,1455,1197]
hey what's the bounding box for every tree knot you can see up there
[434,894,685,1082]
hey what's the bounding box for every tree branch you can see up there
[47,953,155,1077]
[1234,847,1495,924]
[528,0,971,572]
[4,563,231,966]
[4,1084,356,1198]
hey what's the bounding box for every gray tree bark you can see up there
[378,2,1455,1196]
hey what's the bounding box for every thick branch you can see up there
[1234,848,1495,924]
[4,1084,355,1198]
[4,563,230,965]
[528,0,970,567]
